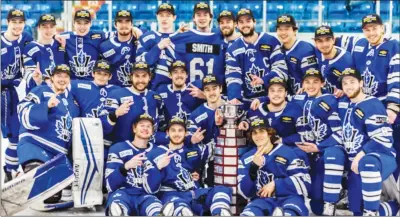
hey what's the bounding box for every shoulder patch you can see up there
[186,151,198,158]
[119,149,133,158]
[143,34,156,43]
[290,57,298,64]
[77,83,92,90]
[91,33,102,40]
[27,46,40,56]
[374,115,387,124]
[275,156,288,165]
[318,101,331,112]
[244,155,254,165]
[103,49,116,58]
[281,116,293,123]
[153,94,161,100]
[159,92,167,99]
[105,98,114,106]
[259,44,271,51]
[294,94,306,100]
[232,47,245,56]
[354,46,364,53]
[1,48,7,55]
[339,102,349,109]
[306,56,317,64]
[58,46,65,52]
[378,50,388,57]
[332,69,341,77]
[195,112,208,123]
[121,96,133,104]
[355,108,364,119]
[43,92,54,98]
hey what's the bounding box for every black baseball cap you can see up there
[202,74,221,90]
[37,14,56,27]
[52,64,71,76]
[250,117,271,132]
[302,68,324,82]
[115,10,132,21]
[217,10,235,22]
[339,67,362,82]
[236,8,255,22]
[132,62,151,74]
[362,14,383,29]
[74,9,91,22]
[94,59,111,74]
[170,60,187,72]
[7,9,26,21]
[193,2,212,16]
[135,113,155,125]
[276,14,298,30]
[267,76,288,90]
[314,25,334,39]
[157,3,175,15]
[167,116,187,130]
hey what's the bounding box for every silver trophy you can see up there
[221,103,243,129]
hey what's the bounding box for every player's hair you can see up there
[248,127,279,145]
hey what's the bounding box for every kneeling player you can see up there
[105,113,162,216]
[339,68,399,216]
[143,116,233,216]
[239,117,311,216]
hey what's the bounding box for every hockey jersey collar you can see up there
[1,31,24,46]
[32,39,55,47]
[259,101,286,117]
[127,87,148,96]
[126,140,154,152]
[320,46,346,65]
[110,34,135,47]
[167,84,188,93]
[368,37,389,50]
[285,39,301,55]
[190,28,216,36]
[240,32,264,47]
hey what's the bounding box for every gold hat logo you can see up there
[57,64,70,71]
[77,11,90,18]
[171,116,184,123]
[118,10,130,17]
[219,10,232,16]
[270,77,284,83]
[97,62,110,69]
[42,14,54,21]
[12,10,24,16]
[342,68,356,76]
[196,2,209,9]
[203,75,216,83]
[135,63,148,68]
[238,8,251,15]
[172,61,185,68]
[159,3,172,9]
[278,16,291,22]
[305,68,320,75]
[363,15,377,23]
[140,113,152,119]
[316,27,331,34]
[251,119,264,127]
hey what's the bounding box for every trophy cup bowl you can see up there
[222,103,241,129]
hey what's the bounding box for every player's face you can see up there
[171,67,188,88]
[268,84,287,106]
[167,124,186,145]
[251,128,271,147]
[342,76,363,99]
[277,25,296,44]
[51,72,70,92]
[38,23,56,40]
[314,36,335,55]
[237,16,255,37]
[362,24,384,45]
[157,11,176,30]
[134,120,154,140]
[7,19,25,37]
[93,71,111,86]
[74,20,91,36]
[203,84,222,104]
[302,77,324,97]
[219,17,236,37]
[115,18,132,37]
[131,71,150,91]
[193,10,212,30]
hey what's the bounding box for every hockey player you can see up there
[217,10,240,49]
[338,68,398,216]
[187,74,226,186]
[192,2,213,33]
[313,25,354,97]
[156,60,204,122]
[104,113,162,216]
[142,116,233,216]
[100,10,137,87]
[276,14,318,95]
[1,9,33,181]
[239,77,304,147]
[135,3,176,89]
[291,68,346,216]
[225,8,288,108]
[16,64,74,206]
[101,62,165,144]
[353,14,400,181]
[238,117,311,216]
[22,14,66,94]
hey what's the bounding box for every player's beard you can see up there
[170,136,184,145]
[321,45,334,56]
[346,86,362,99]
[133,82,148,92]
[221,27,234,37]
[270,97,285,107]
[240,26,255,38]
[118,30,131,37]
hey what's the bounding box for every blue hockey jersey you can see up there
[100,35,138,87]
[136,30,174,89]
[338,96,396,161]
[246,101,304,147]
[156,84,204,122]
[17,85,74,155]
[352,37,400,107]
[335,35,361,53]
[101,88,165,143]
[1,31,33,87]
[283,40,318,95]
[225,32,288,100]
[316,46,354,94]
[68,80,120,117]
[22,40,66,93]
[292,93,343,151]
[237,144,311,200]
[62,31,109,80]
[166,29,225,84]
[105,140,155,195]
[143,144,203,194]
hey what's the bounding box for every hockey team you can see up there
[1,1,399,216]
